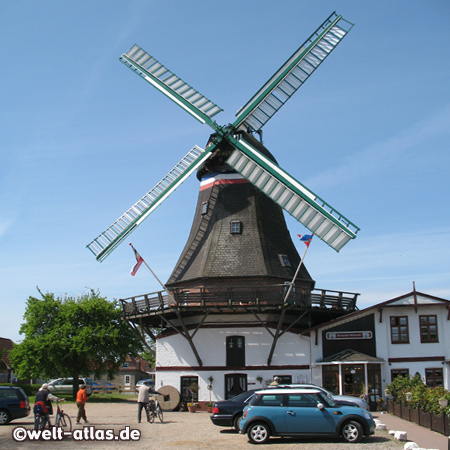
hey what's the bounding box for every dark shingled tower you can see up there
[166,132,315,294]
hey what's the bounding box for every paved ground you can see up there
[0,402,406,450]
[373,412,449,450]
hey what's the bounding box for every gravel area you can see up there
[0,402,403,449]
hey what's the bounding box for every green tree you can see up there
[11,290,143,397]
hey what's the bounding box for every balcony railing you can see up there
[120,286,359,318]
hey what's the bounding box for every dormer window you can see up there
[230,220,242,234]
[201,201,208,215]
[278,254,291,267]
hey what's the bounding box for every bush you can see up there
[386,375,450,415]
[0,382,41,396]
[17,383,41,397]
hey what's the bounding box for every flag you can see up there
[130,245,144,276]
[298,234,313,247]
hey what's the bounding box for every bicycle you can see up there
[34,399,72,432]
[145,396,164,423]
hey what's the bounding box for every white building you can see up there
[151,289,449,410]
[303,290,450,409]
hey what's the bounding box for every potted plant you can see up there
[187,402,198,413]
[187,383,199,412]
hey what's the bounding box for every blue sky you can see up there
[2,1,449,343]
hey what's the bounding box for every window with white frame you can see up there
[230,220,241,234]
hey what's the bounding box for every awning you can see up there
[316,349,385,365]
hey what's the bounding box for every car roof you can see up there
[255,388,322,395]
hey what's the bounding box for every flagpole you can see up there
[283,236,313,305]
[129,243,176,305]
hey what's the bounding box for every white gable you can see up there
[388,294,447,307]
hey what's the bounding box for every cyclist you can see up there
[34,383,65,427]
[137,382,150,423]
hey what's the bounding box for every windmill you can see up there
[87,11,359,263]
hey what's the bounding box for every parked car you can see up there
[0,386,31,425]
[103,381,117,392]
[269,384,370,410]
[240,388,375,444]
[88,379,117,394]
[135,379,155,393]
[210,389,258,431]
[88,379,101,393]
[47,377,93,396]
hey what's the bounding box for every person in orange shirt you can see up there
[76,384,89,423]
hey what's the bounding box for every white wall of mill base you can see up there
[155,326,312,402]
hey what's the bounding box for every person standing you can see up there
[270,376,280,386]
[76,384,89,423]
[137,383,150,423]
[34,383,64,429]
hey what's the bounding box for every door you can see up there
[284,393,337,434]
[343,365,364,396]
[225,374,247,399]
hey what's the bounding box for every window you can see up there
[278,254,291,267]
[225,373,247,399]
[391,369,409,381]
[420,315,438,343]
[226,336,245,367]
[255,394,284,407]
[322,365,339,395]
[0,389,19,399]
[181,376,198,402]
[122,362,129,368]
[390,316,409,343]
[273,375,292,385]
[230,220,241,234]
[201,201,208,215]
[124,375,131,386]
[425,368,443,387]
[287,393,318,407]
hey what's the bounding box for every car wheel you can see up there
[233,414,243,431]
[0,409,11,425]
[247,422,270,444]
[341,420,363,443]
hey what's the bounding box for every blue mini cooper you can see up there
[240,388,375,444]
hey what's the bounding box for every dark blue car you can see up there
[0,386,30,425]
[240,388,375,444]
[210,389,258,431]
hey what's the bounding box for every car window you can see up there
[287,393,318,407]
[317,392,336,407]
[0,389,19,399]
[255,394,284,407]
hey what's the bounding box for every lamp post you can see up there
[405,392,412,402]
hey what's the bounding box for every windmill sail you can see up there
[226,137,359,251]
[87,145,211,261]
[234,12,353,132]
[88,12,359,262]
[120,45,223,127]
